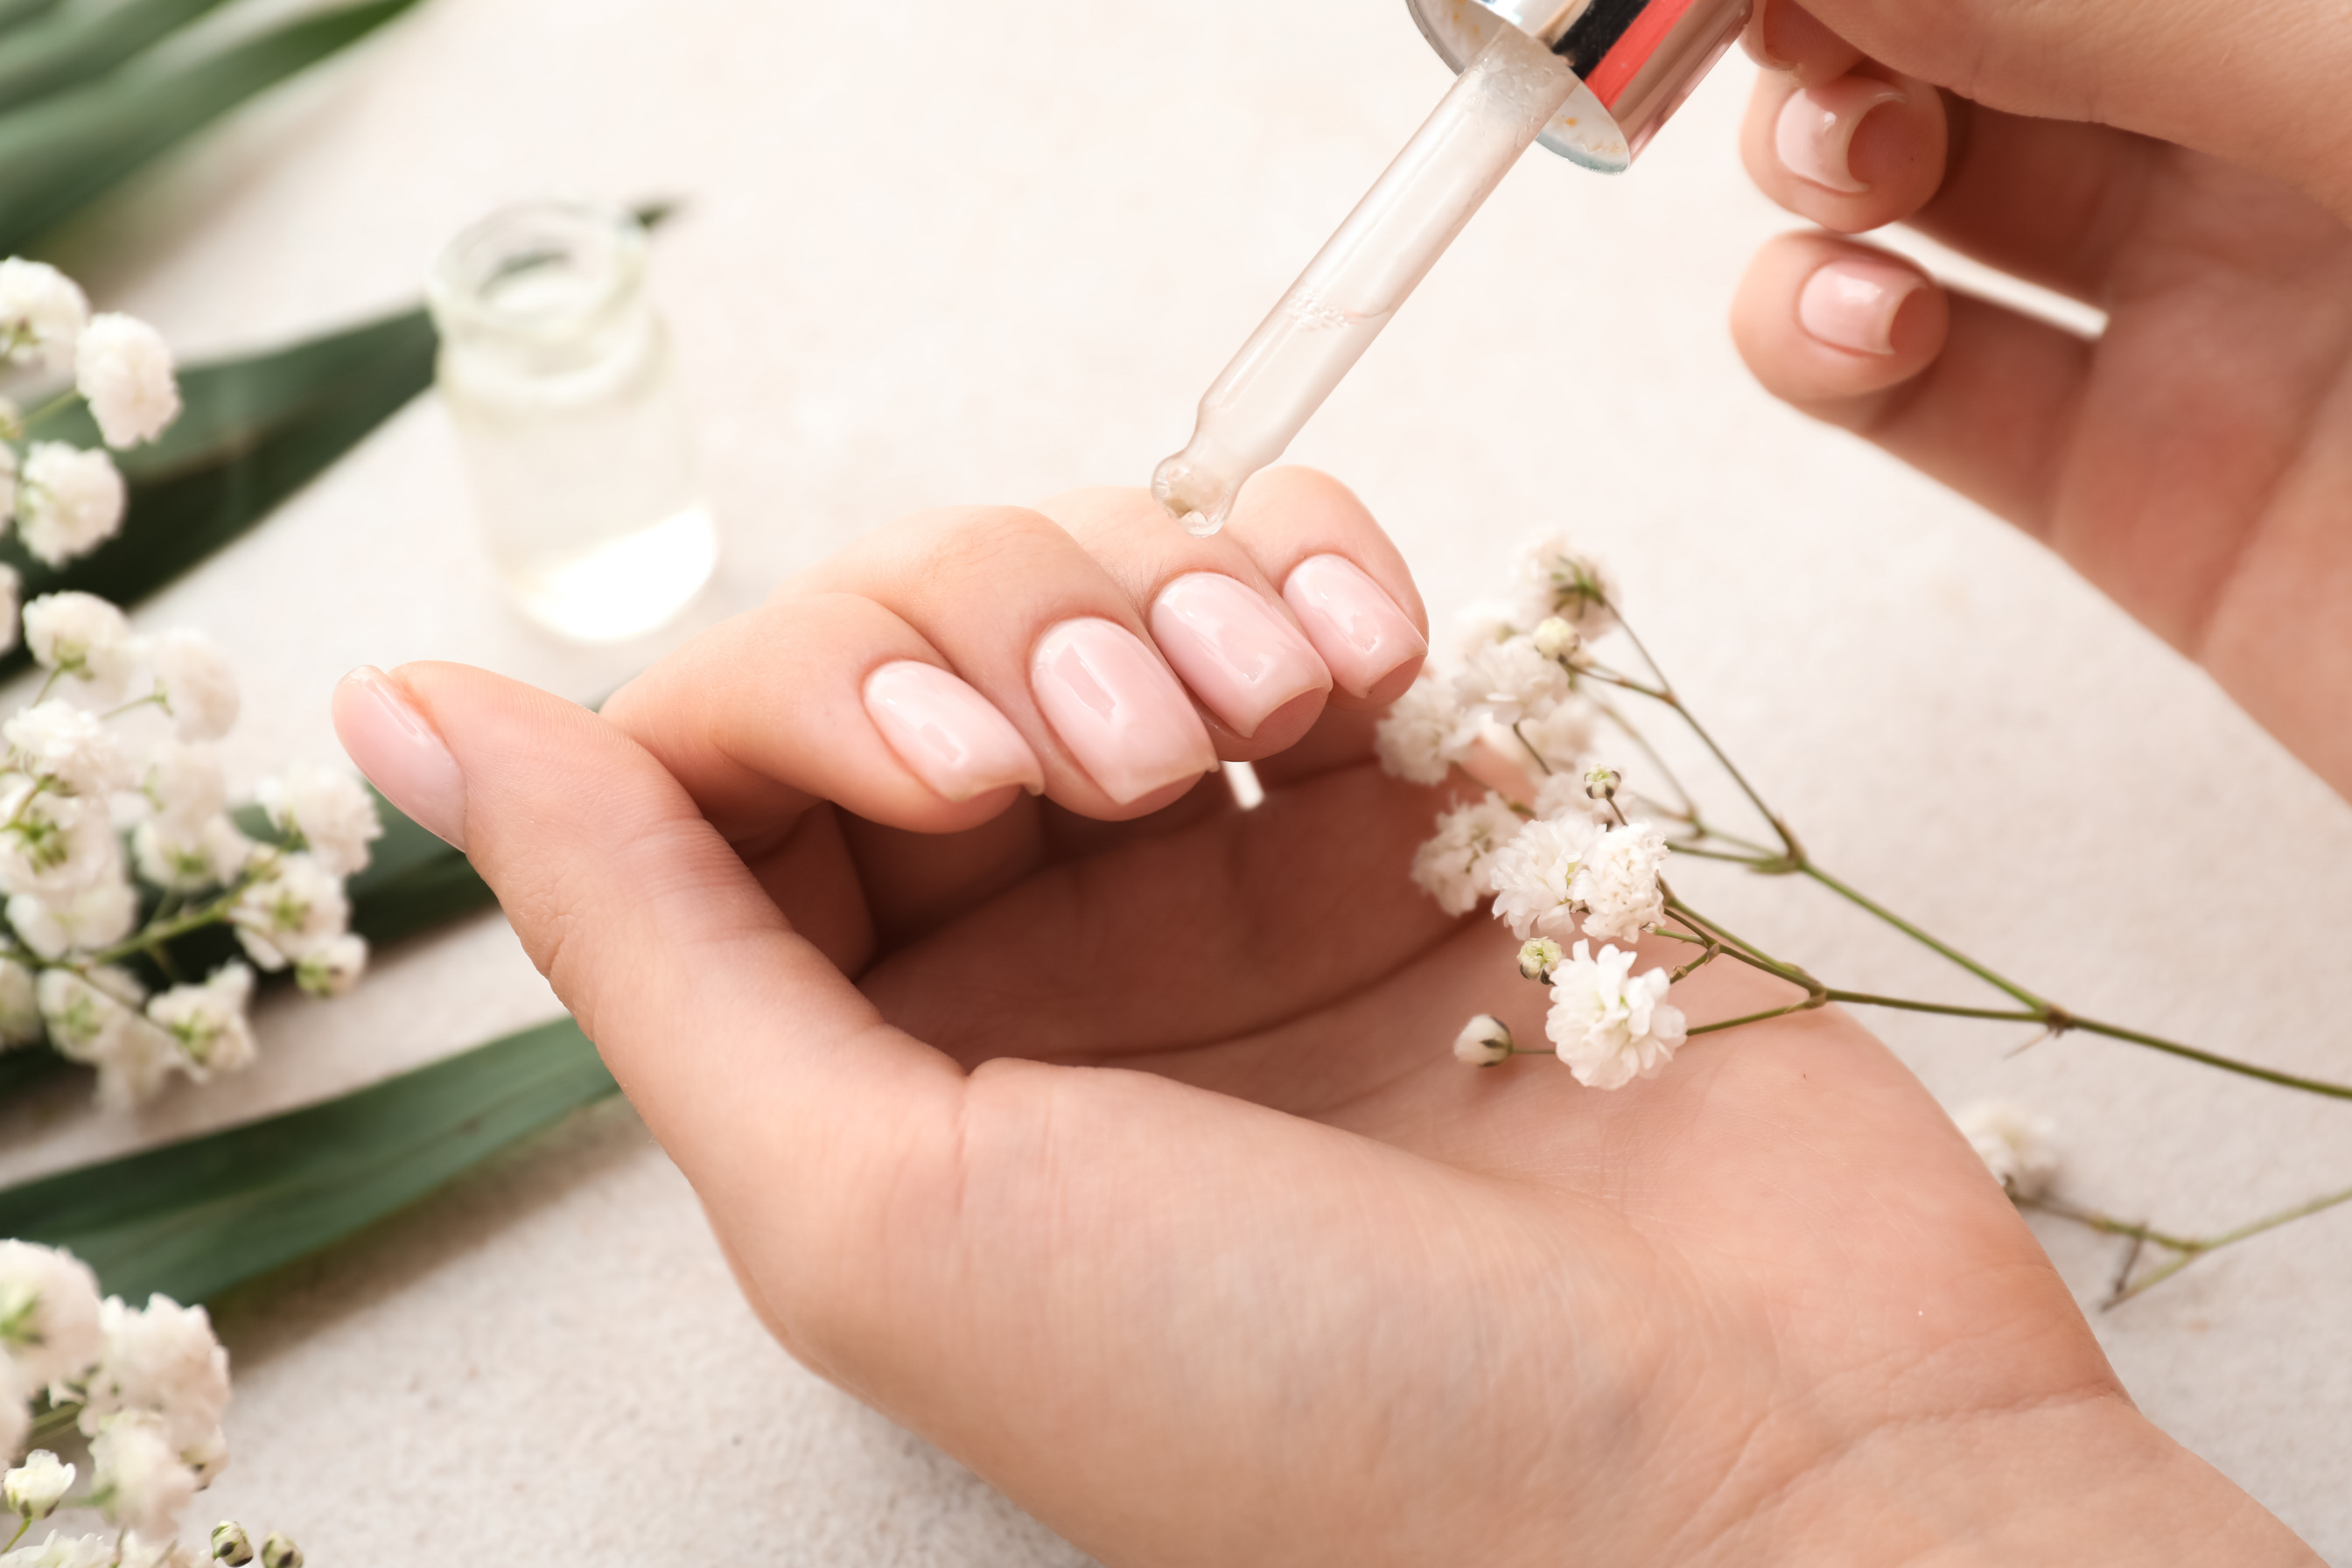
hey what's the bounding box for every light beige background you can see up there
[4,0,2349,1560]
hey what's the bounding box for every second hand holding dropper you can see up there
[1153,0,1752,537]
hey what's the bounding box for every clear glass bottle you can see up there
[428,201,718,643]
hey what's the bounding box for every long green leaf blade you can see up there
[0,1016,615,1303]
[0,0,419,256]
[0,0,238,109]
[0,0,66,35]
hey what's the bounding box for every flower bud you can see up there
[1451,1015,1514,1068]
[1531,618,1581,662]
[1517,938,1564,984]
[1584,766,1620,802]
[259,1533,302,1568]
[4,1450,73,1520]
[212,1522,256,1565]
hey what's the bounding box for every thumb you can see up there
[1774,0,2352,217]
[330,661,966,1358]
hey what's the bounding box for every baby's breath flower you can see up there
[116,1534,203,1568]
[1515,696,1597,778]
[88,1414,198,1540]
[256,1536,299,1568]
[1530,772,1604,824]
[74,314,180,451]
[0,452,17,535]
[145,630,238,743]
[1571,822,1670,945]
[210,1523,255,1566]
[230,853,349,970]
[1518,937,1564,983]
[1584,766,1620,802]
[0,1370,24,1474]
[1487,814,1603,942]
[0,1532,116,1568]
[1955,1102,2060,1200]
[37,966,180,1107]
[1516,535,1618,640]
[132,816,251,895]
[1452,599,1526,656]
[0,789,125,903]
[1373,674,1466,787]
[295,933,367,999]
[1408,794,1523,916]
[10,881,138,961]
[147,964,257,1080]
[0,956,38,1047]
[0,259,89,373]
[0,1239,104,1388]
[16,444,124,568]
[140,744,228,832]
[256,765,381,877]
[1453,635,1570,729]
[22,593,136,693]
[80,1294,230,1458]
[1452,1015,1513,1067]
[1530,616,1581,662]
[4,1452,74,1521]
[1546,941,1686,1091]
[6,701,132,795]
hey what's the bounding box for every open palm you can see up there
[341,478,2287,1563]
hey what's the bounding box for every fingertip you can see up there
[1743,68,1949,233]
[1740,0,1863,84]
[1733,234,1949,417]
[332,663,469,851]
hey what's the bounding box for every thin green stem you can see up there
[4,1519,26,1552]
[2025,1182,2352,1305]
[1688,998,1824,1037]
[1797,864,2047,1009]
[1508,722,1555,777]
[1822,990,2045,1026]
[99,690,165,722]
[2063,1018,2352,1102]
[1585,691,1699,823]
[18,388,80,431]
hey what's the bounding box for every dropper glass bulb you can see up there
[1153,25,1577,536]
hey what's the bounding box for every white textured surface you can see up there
[3,0,2350,1559]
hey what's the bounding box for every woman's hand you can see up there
[336,472,2312,1564]
[1728,0,2352,800]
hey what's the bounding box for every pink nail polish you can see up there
[1281,555,1427,699]
[1774,78,1908,194]
[1148,574,1331,740]
[863,661,1044,802]
[332,666,468,850]
[1797,260,1926,355]
[1030,619,1216,805]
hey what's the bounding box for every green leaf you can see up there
[0,1015,615,1304]
[0,0,66,35]
[2,305,438,680]
[0,0,420,256]
[0,0,239,109]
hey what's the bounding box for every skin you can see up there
[339,0,2349,1555]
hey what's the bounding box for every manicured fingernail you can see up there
[1282,555,1427,699]
[863,661,1044,802]
[332,666,466,850]
[1030,618,1216,805]
[1774,78,1908,193]
[1148,573,1331,740]
[1797,259,1927,355]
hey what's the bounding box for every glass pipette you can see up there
[1152,25,1578,537]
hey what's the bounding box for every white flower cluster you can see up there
[0,590,380,1105]
[0,260,180,588]
[1382,537,1689,1091]
[0,1242,233,1563]
[1955,1102,2060,1200]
